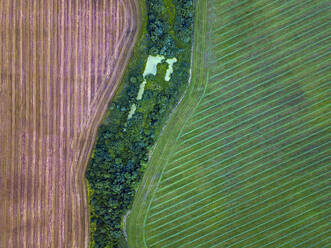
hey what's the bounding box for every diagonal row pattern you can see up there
[141,0,330,247]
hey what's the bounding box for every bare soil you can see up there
[0,0,140,247]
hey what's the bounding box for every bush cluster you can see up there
[86,0,194,247]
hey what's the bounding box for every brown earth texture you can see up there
[0,0,139,247]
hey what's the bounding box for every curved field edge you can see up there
[75,0,140,244]
[126,0,209,246]
[80,0,142,246]
[85,0,145,246]
[85,0,195,247]
[0,1,139,248]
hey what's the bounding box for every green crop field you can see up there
[127,0,331,247]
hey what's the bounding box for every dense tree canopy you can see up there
[86,0,194,247]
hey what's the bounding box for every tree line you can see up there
[86,0,194,247]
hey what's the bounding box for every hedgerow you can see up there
[86,0,194,247]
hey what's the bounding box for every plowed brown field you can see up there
[0,0,139,247]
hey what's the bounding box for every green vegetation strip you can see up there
[126,1,208,247]
[85,0,194,247]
